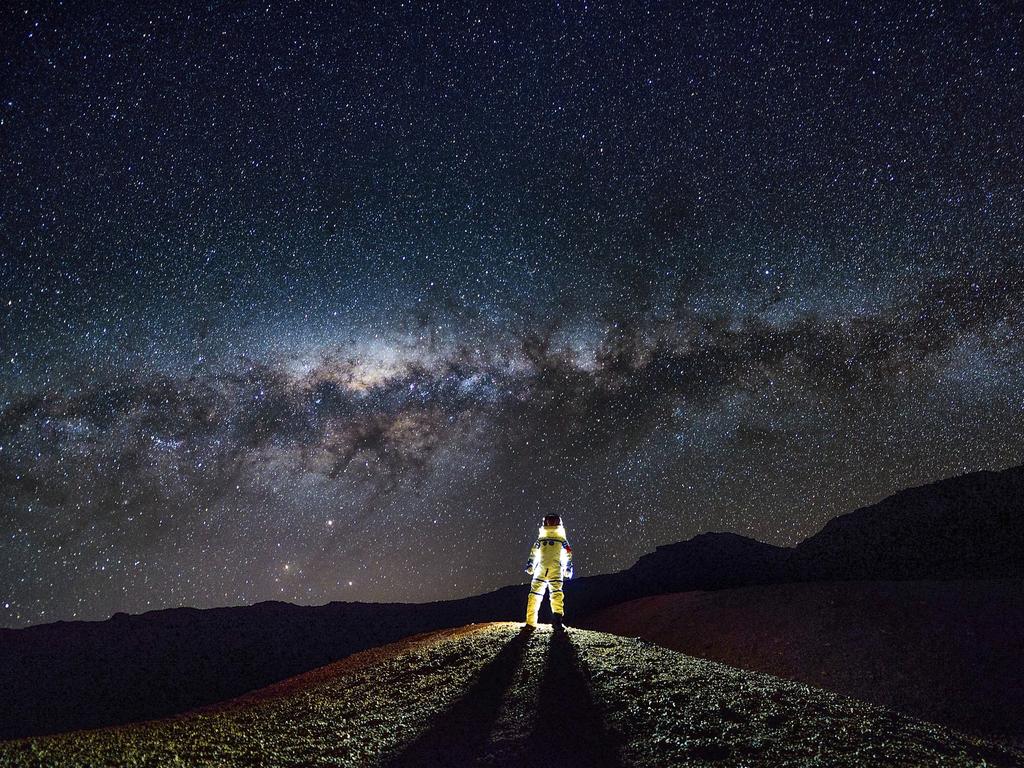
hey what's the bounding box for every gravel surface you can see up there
[1,622,1019,767]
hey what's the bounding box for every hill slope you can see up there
[582,579,1024,745]
[1,624,1020,768]
[0,593,520,740]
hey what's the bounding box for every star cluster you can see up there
[1,1,1022,627]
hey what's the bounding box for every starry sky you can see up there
[2,1,1023,628]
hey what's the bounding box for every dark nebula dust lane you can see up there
[1,1,1023,627]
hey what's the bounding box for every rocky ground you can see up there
[1,622,1020,767]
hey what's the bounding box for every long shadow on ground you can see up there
[382,630,533,767]
[383,628,624,768]
[525,630,625,768]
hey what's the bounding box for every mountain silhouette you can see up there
[788,464,1024,580]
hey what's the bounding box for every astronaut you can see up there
[523,514,574,630]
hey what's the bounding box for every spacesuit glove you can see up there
[565,566,574,580]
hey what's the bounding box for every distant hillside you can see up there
[583,579,1024,745]
[2,462,1022,741]
[788,464,1024,580]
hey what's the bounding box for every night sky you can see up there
[2,1,1023,628]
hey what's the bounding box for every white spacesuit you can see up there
[524,514,574,629]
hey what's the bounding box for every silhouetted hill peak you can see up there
[626,531,788,592]
[790,464,1024,580]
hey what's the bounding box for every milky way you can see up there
[2,1,1023,627]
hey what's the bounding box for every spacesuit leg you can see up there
[548,578,564,616]
[525,577,548,626]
